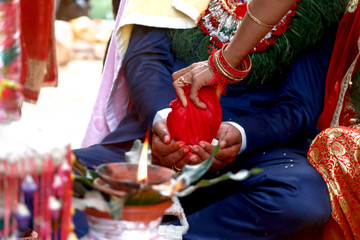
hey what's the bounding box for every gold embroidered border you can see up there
[347,0,358,13]
[331,36,360,127]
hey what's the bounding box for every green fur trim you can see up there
[167,0,348,86]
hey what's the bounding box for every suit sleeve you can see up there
[235,31,336,153]
[122,25,180,128]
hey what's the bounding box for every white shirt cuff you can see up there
[153,108,171,126]
[225,121,247,154]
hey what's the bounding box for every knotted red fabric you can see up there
[167,85,222,145]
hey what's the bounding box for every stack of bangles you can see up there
[208,43,252,91]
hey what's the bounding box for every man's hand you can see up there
[151,119,196,171]
[190,123,242,170]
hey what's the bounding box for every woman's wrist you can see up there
[222,45,247,69]
[207,44,252,92]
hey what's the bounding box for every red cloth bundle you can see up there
[167,85,222,145]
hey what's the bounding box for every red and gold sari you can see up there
[308,1,360,239]
[309,127,360,240]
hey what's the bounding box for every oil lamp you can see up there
[84,137,175,240]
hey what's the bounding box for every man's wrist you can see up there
[225,121,247,154]
[153,108,171,126]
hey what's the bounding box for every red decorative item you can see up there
[167,85,222,145]
[199,0,299,53]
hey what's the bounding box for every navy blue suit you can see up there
[74,24,336,239]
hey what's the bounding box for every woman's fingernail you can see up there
[192,146,199,152]
[199,142,205,148]
[183,148,189,153]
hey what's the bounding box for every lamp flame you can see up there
[137,133,149,183]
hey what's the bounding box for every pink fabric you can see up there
[81,1,131,148]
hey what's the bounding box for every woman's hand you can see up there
[172,61,215,109]
[190,123,242,170]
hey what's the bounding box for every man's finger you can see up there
[153,120,171,144]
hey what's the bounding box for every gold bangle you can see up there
[246,1,277,28]
[220,44,252,75]
[213,50,250,82]
[213,51,241,81]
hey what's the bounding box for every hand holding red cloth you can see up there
[167,85,222,145]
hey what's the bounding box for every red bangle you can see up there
[219,44,251,82]
[208,43,252,91]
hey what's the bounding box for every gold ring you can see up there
[177,76,185,85]
[172,164,182,172]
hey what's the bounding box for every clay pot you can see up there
[84,200,172,240]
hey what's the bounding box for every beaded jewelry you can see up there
[199,0,297,52]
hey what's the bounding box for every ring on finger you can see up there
[176,76,191,86]
[176,76,185,85]
[172,163,182,172]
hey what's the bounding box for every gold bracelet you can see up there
[221,43,252,73]
[247,1,277,28]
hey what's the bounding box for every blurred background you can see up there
[21,0,117,149]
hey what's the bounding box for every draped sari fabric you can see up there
[309,3,360,239]
[20,0,57,103]
[308,127,360,240]
[317,5,360,130]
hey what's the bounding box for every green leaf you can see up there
[176,145,220,187]
[75,175,94,189]
[87,169,98,180]
[124,187,169,206]
[176,169,251,197]
[109,197,126,220]
[72,180,88,198]
[249,168,264,175]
